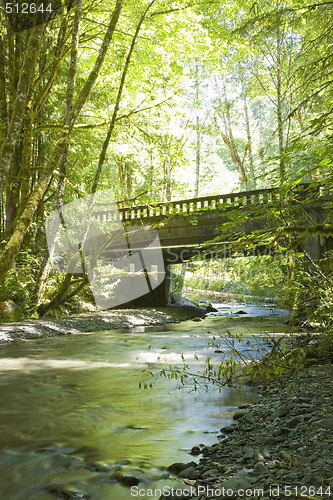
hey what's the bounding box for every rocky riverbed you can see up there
[165,361,333,500]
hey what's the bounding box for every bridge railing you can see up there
[93,182,323,222]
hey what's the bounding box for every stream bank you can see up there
[0,305,204,344]
[164,359,333,500]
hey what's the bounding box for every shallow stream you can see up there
[0,305,290,499]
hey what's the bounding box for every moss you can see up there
[0,300,22,322]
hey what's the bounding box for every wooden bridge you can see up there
[91,183,332,306]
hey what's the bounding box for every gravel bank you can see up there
[166,362,333,499]
[0,306,203,344]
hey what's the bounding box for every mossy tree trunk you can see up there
[0,24,44,198]
[0,0,123,283]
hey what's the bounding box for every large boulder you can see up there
[0,300,22,322]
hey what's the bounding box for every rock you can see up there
[317,417,333,429]
[253,461,268,474]
[220,426,234,434]
[285,472,298,481]
[86,462,110,472]
[286,416,300,428]
[308,416,319,424]
[279,427,291,435]
[206,305,218,313]
[261,449,271,460]
[272,407,288,419]
[188,470,202,480]
[222,477,252,491]
[233,409,247,420]
[167,462,189,474]
[253,451,264,464]
[179,466,196,478]
[264,437,280,445]
[0,300,22,322]
[48,489,87,499]
[201,468,220,479]
[190,446,201,456]
[234,310,248,315]
[236,468,254,477]
[191,317,202,322]
[300,475,312,485]
[115,475,140,486]
[242,448,254,460]
[163,361,333,500]
[290,441,302,450]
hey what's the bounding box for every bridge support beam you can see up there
[115,260,171,308]
[303,206,333,260]
[304,236,327,260]
[146,261,171,306]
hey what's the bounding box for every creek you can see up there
[0,305,290,499]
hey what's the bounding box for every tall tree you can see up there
[0,0,123,281]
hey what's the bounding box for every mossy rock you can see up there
[0,300,22,322]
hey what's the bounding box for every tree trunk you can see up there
[126,162,132,197]
[37,0,152,312]
[0,194,4,239]
[216,76,249,189]
[0,0,123,282]
[0,30,8,147]
[68,0,123,131]
[257,99,266,187]
[19,94,34,214]
[90,0,154,198]
[217,108,249,189]
[7,24,15,119]
[36,0,82,304]
[194,59,200,197]
[165,152,171,201]
[195,115,200,197]
[0,24,44,197]
[56,0,82,215]
[179,262,187,296]
[34,14,70,114]
[276,12,285,183]
[241,76,255,188]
